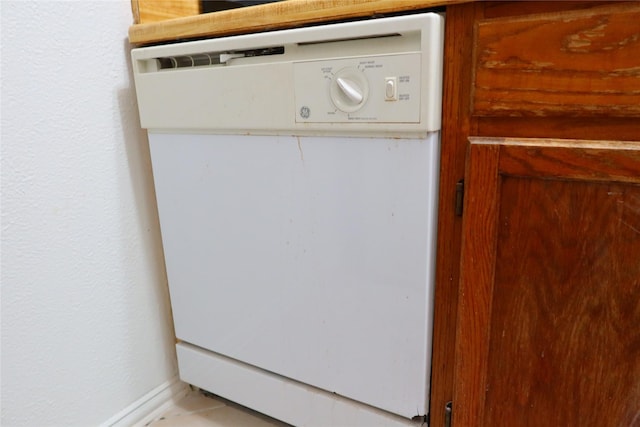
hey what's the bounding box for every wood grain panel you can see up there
[129,0,467,45]
[452,142,500,426]
[484,176,640,426]
[454,138,640,426]
[430,4,482,426]
[473,3,640,118]
[477,117,640,142]
[483,1,613,19]
[498,140,640,183]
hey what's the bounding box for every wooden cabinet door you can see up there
[452,138,640,426]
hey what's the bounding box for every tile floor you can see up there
[144,388,291,427]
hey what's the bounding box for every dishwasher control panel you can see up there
[293,53,421,124]
[133,12,442,134]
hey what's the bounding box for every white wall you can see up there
[1,1,178,425]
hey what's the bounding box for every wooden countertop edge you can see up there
[129,0,468,45]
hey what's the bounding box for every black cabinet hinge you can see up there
[444,401,452,427]
[455,180,464,217]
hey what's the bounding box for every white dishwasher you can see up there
[132,12,444,427]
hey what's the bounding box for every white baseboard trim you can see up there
[101,376,189,427]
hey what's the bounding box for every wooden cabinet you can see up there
[432,2,640,426]
[454,138,640,426]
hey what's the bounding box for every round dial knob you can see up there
[330,68,369,113]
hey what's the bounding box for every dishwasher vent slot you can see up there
[297,33,401,46]
[152,46,285,71]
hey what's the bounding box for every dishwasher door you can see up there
[149,132,439,418]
